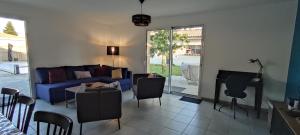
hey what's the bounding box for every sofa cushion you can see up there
[83,64,100,75]
[112,69,122,79]
[93,76,114,83]
[93,67,106,77]
[65,66,85,80]
[48,68,67,83]
[74,71,92,79]
[36,67,51,84]
[101,65,128,79]
[102,65,114,77]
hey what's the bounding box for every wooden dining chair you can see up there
[34,111,73,135]
[1,87,19,121]
[15,95,35,134]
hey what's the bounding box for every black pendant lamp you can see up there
[132,0,151,26]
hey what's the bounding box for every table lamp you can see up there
[248,58,263,81]
[107,46,119,67]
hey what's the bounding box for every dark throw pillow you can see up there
[83,64,100,75]
[48,68,67,83]
[93,67,105,77]
[101,65,114,77]
[64,66,85,80]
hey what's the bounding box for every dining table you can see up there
[0,113,24,135]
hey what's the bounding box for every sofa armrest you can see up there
[126,71,132,79]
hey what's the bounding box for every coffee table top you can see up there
[66,81,121,93]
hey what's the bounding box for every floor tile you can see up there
[23,91,268,135]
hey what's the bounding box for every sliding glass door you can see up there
[147,26,203,96]
[146,29,171,92]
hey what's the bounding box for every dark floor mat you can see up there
[179,96,202,104]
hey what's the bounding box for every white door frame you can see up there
[145,25,205,97]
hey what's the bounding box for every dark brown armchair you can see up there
[76,88,121,135]
[133,73,166,107]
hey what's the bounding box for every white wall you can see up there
[112,1,297,107]
[0,1,297,108]
[0,1,116,96]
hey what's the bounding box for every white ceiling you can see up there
[1,0,291,24]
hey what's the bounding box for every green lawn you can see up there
[149,64,181,77]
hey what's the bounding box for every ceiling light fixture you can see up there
[132,0,151,26]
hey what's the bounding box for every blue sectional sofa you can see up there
[35,64,132,104]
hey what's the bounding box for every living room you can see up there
[0,0,299,135]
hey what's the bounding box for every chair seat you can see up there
[224,89,247,98]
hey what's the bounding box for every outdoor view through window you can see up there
[0,17,30,96]
[147,26,203,96]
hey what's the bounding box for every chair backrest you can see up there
[34,111,73,135]
[1,87,19,121]
[76,91,100,123]
[76,88,122,123]
[137,75,166,99]
[15,95,35,134]
[133,74,150,85]
[225,74,251,97]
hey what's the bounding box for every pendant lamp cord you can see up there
[141,2,143,14]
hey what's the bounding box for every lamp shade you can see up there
[107,46,119,55]
[132,14,151,26]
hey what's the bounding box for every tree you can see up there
[3,21,18,36]
[149,30,189,73]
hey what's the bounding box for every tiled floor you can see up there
[24,91,269,135]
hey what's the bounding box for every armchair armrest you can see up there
[133,73,150,85]
[99,88,122,119]
[76,91,100,123]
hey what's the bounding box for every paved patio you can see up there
[165,76,199,96]
[0,70,30,96]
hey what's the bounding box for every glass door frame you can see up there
[0,15,33,97]
[146,25,205,96]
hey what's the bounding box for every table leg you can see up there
[214,80,221,109]
[256,85,263,118]
[75,92,77,107]
[65,91,68,108]
[255,89,258,110]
